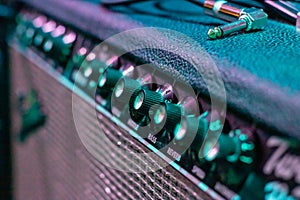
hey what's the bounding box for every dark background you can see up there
[0,1,14,199]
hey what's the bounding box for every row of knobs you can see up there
[16,13,76,66]
[16,12,255,166]
[96,66,255,165]
[16,11,256,193]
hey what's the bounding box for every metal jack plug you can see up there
[208,8,268,39]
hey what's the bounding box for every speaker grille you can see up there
[10,46,211,200]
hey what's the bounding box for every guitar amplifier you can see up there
[9,0,300,200]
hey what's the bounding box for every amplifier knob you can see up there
[30,16,47,46]
[32,15,47,29]
[43,23,56,33]
[51,25,66,38]
[113,77,141,104]
[173,115,208,148]
[43,39,53,53]
[33,33,43,46]
[73,48,87,66]
[24,27,35,45]
[17,14,36,45]
[59,32,76,62]
[43,25,66,53]
[62,32,76,47]
[202,130,255,164]
[151,102,182,133]
[98,68,123,92]
[41,20,56,52]
[16,14,29,37]
[131,89,164,117]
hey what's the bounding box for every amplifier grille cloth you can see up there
[10,47,210,200]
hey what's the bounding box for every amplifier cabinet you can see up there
[9,1,300,200]
[9,45,210,200]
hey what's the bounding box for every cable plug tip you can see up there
[208,27,222,39]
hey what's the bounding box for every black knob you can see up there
[17,14,36,45]
[33,16,47,47]
[41,21,56,52]
[43,25,66,53]
[98,68,123,92]
[151,102,182,133]
[173,116,208,148]
[113,77,141,105]
[131,89,164,117]
[58,31,76,63]
[73,48,88,66]
[16,14,29,37]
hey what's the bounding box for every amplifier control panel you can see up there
[13,9,300,200]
